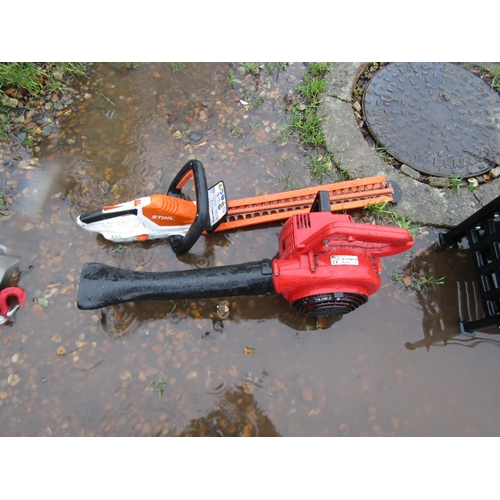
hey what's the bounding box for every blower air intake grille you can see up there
[290,292,368,317]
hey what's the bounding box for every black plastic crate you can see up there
[438,195,500,334]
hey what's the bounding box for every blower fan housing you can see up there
[272,212,412,316]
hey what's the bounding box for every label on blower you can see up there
[208,181,228,230]
[330,255,359,266]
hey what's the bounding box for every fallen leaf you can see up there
[402,275,412,288]
[56,346,66,356]
[244,347,255,355]
[36,297,49,308]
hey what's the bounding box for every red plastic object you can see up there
[0,286,26,325]
[272,212,414,305]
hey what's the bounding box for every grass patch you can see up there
[364,201,418,234]
[392,270,445,290]
[277,63,345,184]
[0,62,88,145]
[0,62,86,98]
[281,62,329,148]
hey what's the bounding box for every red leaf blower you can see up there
[77,191,414,316]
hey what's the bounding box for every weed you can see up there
[364,201,391,215]
[468,178,479,193]
[251,121,263,130]
[171,62,185,73]
[251,94,265,109]
[375,143,393,163]
[463,63,500,92]
[227,72,236,89]
[0,101,14,141]
[415,274,445,289]
[448,175,463,194]
[395,217,415,232]
[99,93,115,106]
[307,153,334,184]
[180,129,192,140]
[278,169,302,190]
[285,105,325,147]
[55,62,87,77]
[295,73,327,102]
[338,166,351,181]
[150,375,167,398]
[307,62,330,77]
[352,83,363,97]
[364,201,418,234]
[266,62,287,74]
[18,134,36,147]
[241,63,260,76]
[230,125,243,138]
[393,271,445,290]
[491,69,500,92]
[111,244,125,254]
[242,87,253,102]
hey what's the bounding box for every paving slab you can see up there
[319,62,499,228]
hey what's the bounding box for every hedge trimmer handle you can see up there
[167,159,210,255]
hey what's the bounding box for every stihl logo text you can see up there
[152,215,174,220]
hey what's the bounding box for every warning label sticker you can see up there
[208,181,227,227]
[330,255,359,266]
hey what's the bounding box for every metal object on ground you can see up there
[0,245,20,289]
[363,62,500,178]
[438,195,500,333]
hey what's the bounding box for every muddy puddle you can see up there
[1,62,499,436]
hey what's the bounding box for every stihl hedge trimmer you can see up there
[77,160,398,255]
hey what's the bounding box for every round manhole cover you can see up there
[362,62,500,178]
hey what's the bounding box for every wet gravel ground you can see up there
[1,63,500,438]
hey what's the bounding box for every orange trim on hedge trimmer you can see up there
[214,176,393,232]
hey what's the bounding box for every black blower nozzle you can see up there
[77,259,275,310]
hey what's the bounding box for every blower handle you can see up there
[77,260,275,310]
[167,159,210,255]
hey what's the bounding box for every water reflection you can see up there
[98,295,342,339]
[179,383,281,437]
[403,243,500,350]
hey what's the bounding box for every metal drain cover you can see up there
[362,62,500,178]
